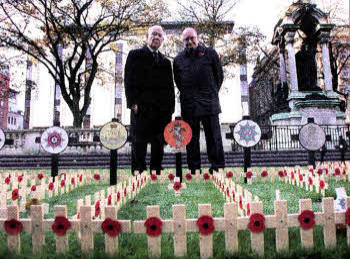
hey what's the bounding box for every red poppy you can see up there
[117,192,121,201]
[345,208,350,226]
[77,213,80,219]
[60,179,65,187]
[95,201,101,217]
[203,173,210,180]
[298,210,315,230]
[31,185,36,191]
[319,180,325,189]
[198,51,204,57]
[37,173,44,180]
[132,183,135,192]
[124,187,127,197]
[173,182,182,191]
[144,217,163,237]
[246,203,251,216]
[108,194,112,205]
[309,168,314,174]
[317,169,323,175]
[168,173,175,181]
[141,178,144,185]
[101,218,122,237]
[247,213,265,233]
[246,171,252,179]
[12,189,19,201]
[342,169,346,175]
[18,175,23,182]
[278,170,284,178]
[308,177,313,186]
[261,170,268,178]
[324,168,328,174]
[48,182,54,191]
[284,170,287,176]
[71,177,75,185]
[196,215,215,235]
[232,190,235,201]
[291,171,295,180]
[239,196,243,209]
[151,174,157,181]
[299,174,303,181]
[226,171,233,178]
[5,177,10,184]
[137,180,140,188]
[94,173,100,181]
[52,216,71,235]
[226,187,230,197]
[79,175,83,182]
[334,168,341,175]
[4,218,23,235]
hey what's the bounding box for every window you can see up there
[14,118,16,125]
[7,117,10,124]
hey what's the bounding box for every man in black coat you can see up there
[173,27,225,174]
[124,25,175,174]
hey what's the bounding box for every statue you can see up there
[296,40,321,92]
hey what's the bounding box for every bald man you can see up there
[173,28,225,174]
[125,25,175,175]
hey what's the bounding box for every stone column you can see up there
[279,43,287,84]
[24,58,33,129]
[239,44,249,116]
[319,32,333,92]
[114,42,124,120]
[284,31,298,93]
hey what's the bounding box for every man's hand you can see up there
[132,104,138,114]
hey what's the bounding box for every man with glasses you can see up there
[173,27,225,174]
[125,25,175,175]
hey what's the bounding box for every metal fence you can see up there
[230,124,350,152]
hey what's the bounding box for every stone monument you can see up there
[270,1,345,125]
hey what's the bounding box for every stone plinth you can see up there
[271,91,346,126]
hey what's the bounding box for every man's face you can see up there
[182,30,199,49]
[147,28,164,51]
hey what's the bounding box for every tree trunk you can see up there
[72,111,83,128]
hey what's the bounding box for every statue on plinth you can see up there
[296,40,321,92]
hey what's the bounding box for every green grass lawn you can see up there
[1,168,350,258]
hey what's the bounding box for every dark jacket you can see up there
[173,45,224,117]
[124,46,175,115]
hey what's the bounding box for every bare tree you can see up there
[175,0,265,71]
[0,0,167,127]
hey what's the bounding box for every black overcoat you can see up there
[124,46,175,140]
[173,45,224,117]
